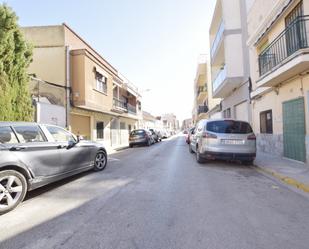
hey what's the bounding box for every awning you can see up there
[94,66,108,78]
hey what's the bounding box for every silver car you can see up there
[189,119,256,164]
[0,122,107,214]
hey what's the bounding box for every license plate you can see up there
[221,139,244,145]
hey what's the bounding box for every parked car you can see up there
[189,119,256,165]
[129,129,154,147]
[149,129,162,142]
[186,127,195,144]
[161,130,171,139]
[0,122,107,215]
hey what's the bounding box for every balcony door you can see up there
[285,1,306,56]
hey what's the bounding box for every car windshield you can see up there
[206,120,253,134]
[130,130,145,136]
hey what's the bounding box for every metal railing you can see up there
[258,15,309,76]
[211,21,224,59]
[198,105,209,114]
[127,103,137,114]
[197,86,207,95]
[212,65,227,92]
[113,98,127,111]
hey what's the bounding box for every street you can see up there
[1,135,309,249]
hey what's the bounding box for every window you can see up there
[0,127,19,144]
[120,122,126,130]
[260,110,273,134]
[95,72,107,94]
[207,120,253,134]
[223,108,231,118]
[13,125,46,143]
[46,126,76,142]
[96,122,104,139]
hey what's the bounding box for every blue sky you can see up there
[2,0,216,121]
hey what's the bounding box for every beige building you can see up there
[192,58,209,123]
[23,24,143,149]
[210,0,251,122]
[247,0,309,162]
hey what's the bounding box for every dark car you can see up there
[129,129,153,147]
[0,122,107,214]
[149,129,162,143]
[186,127,195,144]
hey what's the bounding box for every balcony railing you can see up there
[198,105,209,114]
[211,21,224,59]
[258,15,309,76]
[127,103,137,114]
[212,65,227,92]
[113,98,127,111]
[197,86,207,95]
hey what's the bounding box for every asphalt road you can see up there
[1,135,309,249]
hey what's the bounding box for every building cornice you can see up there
[247,0,292,47]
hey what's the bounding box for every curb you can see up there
[255,165,309,193]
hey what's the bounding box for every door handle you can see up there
[9,146,27,151]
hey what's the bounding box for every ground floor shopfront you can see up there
[220,83,251,122]
[252,75,309,163]
[69,107,140,150]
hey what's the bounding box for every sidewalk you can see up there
[254,152,309,193]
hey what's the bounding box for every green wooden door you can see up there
[283,97,306,162]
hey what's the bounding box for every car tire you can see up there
[94,151,107,171]
[0,170,27,215]
[242,160,254,166]
[147,140,151,147]
[189,144,194,154]
[129,144,133,148]
[196,146,204,164]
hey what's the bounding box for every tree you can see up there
[0,4,33,121]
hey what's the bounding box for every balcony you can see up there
[211,21,224,60]
[113,98,127,112]
[212,65,227,93]
[197,86,207,104]
[198,105,209,115]
[127,103,137,114]
[257,16,309,87]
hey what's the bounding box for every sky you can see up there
[1,0,216,122]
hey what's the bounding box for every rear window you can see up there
[206,120,253,134]
[0,127,19,144]
[130,130,145,136]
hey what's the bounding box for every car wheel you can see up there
[94,151,107,171]
[242,160,254,166]
[129,144,133,148]
[147,139,151,146]
[0,170,27,215]
[196,146,204,164]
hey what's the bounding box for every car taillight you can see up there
[202,132,217,139]
[247,134,256,140]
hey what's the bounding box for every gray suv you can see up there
[0,122,107,214]
[189,119,256,164]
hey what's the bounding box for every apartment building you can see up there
[162,113,179,133]
[209,0,251,122]
[192,59,209,123]
[22,24,142,149]
[247,0,309,163]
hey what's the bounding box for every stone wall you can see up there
[256,133,283,157]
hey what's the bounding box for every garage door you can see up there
[235,101,249,122]
[283,97,306,162]
[70,114,91,140]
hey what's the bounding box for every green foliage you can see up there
[0,4,33,121]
